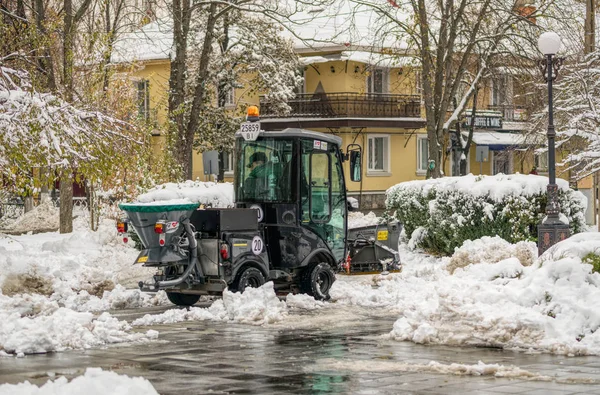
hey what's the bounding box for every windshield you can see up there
[235,138,294,202]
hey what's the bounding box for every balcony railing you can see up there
[487,105,528,122]
[260,92,422,119]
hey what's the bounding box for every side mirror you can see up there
[348,144,362,182]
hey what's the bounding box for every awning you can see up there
[463,131,534,151]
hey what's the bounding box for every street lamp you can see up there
[537,31,569,255]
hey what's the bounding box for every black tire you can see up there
[230,267,266,293]
[301,262,335,300]
[166,292,201,306]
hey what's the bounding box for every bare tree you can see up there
[349,0,548,177]
[165,0,329,179]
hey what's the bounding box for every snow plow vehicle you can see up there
[118,107,400,305]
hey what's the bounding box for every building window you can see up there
[535,151,548,171]
[218,86,235,107]
[222,151,234,174]
[367,67,389,94]
[492,151,513,175]
[137,79,150,120]
[414,69,422,95]
[367,134,390,174]
[294,68,305,95]
[417,135,429,174]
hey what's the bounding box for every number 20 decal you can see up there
[252,236,263,255]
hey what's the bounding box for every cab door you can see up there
[301,140,347,262]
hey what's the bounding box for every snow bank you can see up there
[0,367,158,395]
[315,358,554,381]
[332,234,600,356]
[133,282,287,326]
[0,218,155,298]
[1,201,59,234]
[135,180,234,207]
[0,307,158,355]
[447,236,537,273]
[0,218,166,355]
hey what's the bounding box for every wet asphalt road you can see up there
[3,302,600,394]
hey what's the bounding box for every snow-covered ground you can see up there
[3,178,600,393]
[3,211,600,357]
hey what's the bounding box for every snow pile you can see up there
[0,218,154,298]
[0,367,159,395]
[331,233,600,355]
[135,180,234,208]
[315,358,554,381]
[1,201,59,234]
[286,293,326,310]
[447,236,537,274]
[348,211,382,229]
[133,282,287,326]
[0,306,158,355]
[0,218,167,355]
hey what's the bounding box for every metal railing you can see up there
[0,200,24,223]
[260,92,422,119]
[487,105,528,121]
[0,197,89,226]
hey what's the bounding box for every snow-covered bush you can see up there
[386,174,587,256]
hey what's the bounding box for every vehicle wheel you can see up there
[230,267,266,293]
[301,262,335,300]
[166,292,201,306]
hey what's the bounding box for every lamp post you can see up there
[537,32,569,255]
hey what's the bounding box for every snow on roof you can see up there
[283,1,410,51]
[111,19,173,63]
[109,2,412,64]
[300,51,419,67]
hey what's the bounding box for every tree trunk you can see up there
[59,0,92,233]
[168,1,219,180]
[59,169,73,233]
[34,0,57,91]
[168,0,192,179]
[63,0,74,101]
[182,2,218,180]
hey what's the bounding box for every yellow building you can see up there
[111,19,593,222]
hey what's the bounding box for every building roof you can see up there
[111,19,173,63]
[110,2,413,64]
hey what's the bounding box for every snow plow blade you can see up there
[342,221,401,275]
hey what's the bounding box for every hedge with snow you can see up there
[386,174,587,255]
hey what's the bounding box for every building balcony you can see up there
[259,92,424,130]
[260,92,422,119]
